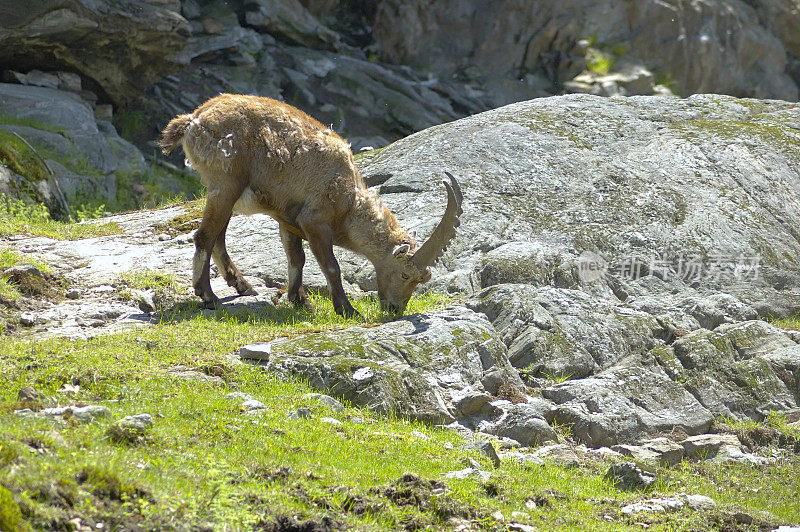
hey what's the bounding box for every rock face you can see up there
[4,94,800,449]
[373,0,800,101]
[0,83,147,215]
[0,0,190,104]
[3,0,800,175]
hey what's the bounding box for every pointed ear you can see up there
[392,243,411,258]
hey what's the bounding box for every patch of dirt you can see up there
[251,465,295,484]
[340,493,386,515]
[497,383,527,404]
[371,473,478,521]
[707,510,777,532]
[2,268,62,298]
[256,515,344,532]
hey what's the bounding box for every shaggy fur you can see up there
[160,93,447,316]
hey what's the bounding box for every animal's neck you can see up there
[345,189,410,266]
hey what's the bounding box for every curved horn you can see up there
[413,172,463,269]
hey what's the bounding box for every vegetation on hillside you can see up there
[0,282,798,530]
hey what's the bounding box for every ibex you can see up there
[159,94,462,317]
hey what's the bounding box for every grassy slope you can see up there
[0,283,797,530]
[0,207,798,530]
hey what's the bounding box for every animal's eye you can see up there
[401,273,409,280]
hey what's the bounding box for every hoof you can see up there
[289,296,313,312]
[238,285,258,297]
[337,305,361,319]
[200,296,220,309]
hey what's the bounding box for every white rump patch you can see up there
[233,187,263,215]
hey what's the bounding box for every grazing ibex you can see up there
[159,94,462,316]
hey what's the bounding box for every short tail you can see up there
[158,114,193,155]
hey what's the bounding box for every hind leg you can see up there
[212,220,257,296]
[193,186,242,308]
[279,223,311,310]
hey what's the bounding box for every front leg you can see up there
[297,215,359,318]
[279,223,311,310]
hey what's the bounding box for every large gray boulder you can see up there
[361,93,800,318]
[238,306,524,424]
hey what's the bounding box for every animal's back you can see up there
[180,94,363,203]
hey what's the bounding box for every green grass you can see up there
[0,248,52,303]
[585,48,615,76]
[0,129,51,182]
[771,312,800,331]
[1,289,799,530]
[111,157,203,212]
[0,194,121,240]
[0,112,65,134]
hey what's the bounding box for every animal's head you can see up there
[376,173,463,314]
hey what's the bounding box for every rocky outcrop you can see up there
[0,1,189,104]
[373,0,800,101]
[4,94,800,450]
[3,0,799,167]
[239,306,524,424]
[0,83,147,216]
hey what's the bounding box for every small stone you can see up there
[621,501,668,515]
[465,439,501,468]
[107,413,153,442]
[65,289,81,300]
[22,69,60,89]
[641,437,685,466]
[20,312,35,326]
[710,445,774,466]
[238,342,272,361]
[508,523,536,532]
[604,461,657,491]
[678,493,717,510]
[241,399,267,412]
[131,289,156,313]
[491,510,505,522]
[455,391,492,416]
[320,417,342,425]
[288,407,311,420]
[302,393,345,412]
[353,367,374,382]
[681,434,741,459]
